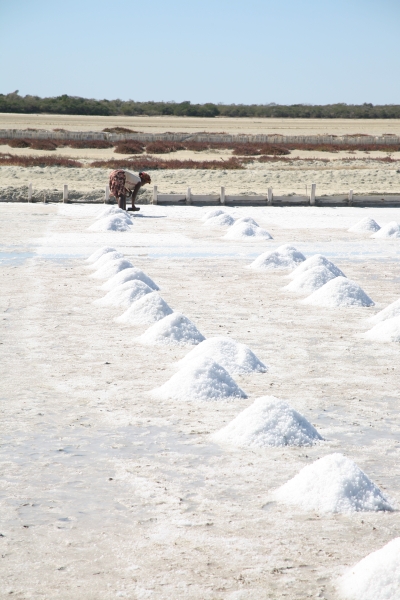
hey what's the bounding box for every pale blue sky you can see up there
[1,0,399,104]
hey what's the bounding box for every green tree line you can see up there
[1,93,400,118]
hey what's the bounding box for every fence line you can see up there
[1,129,400,146]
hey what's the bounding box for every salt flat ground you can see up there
[2,113,400,136]
[1,203,400,599]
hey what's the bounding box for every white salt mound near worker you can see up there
[250,245,305,270]
[303,277,374,308]
[101,267,159,292]
[151,357,247,402]
[224,221,273,240]
[212,396,323,448]
[87,250,124,271]
[235,216,259,227]
[285,265,337,295]
[273,453,393,513]
[94,280,153,308]
[88,214,133,232]
[85,246,117,264]
[115,292,173,325]
[348,217,381,233]
[95,206,129,220]
[364,316,400,343]
[177,336,267,375]
[139,312,205,346]
[288,254,345,279]
[372,221,400,238]
[338,537,400,600]
[369,297,400,324]
[90,258,133,280]
[202,208,226,221]
[204,213,236,228]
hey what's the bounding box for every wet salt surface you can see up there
[1,423,221,529]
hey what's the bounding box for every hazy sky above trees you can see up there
[1,0,399,105]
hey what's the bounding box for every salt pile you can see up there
[204,213,236,228]
[116,292,173,325]
[177,336,267,375]
[151,357,247,402]
[224,221,273,240]
[235,216,259,227]
[88,214,133,232]
[372,221,400,239]
[364,316,400,343]
[274,453,393,513]
[202,208,226,221]
[139,312,205,346]
[303,277,374,308]
[90,258,133,280]
[250,245,305,270]
[338,537,400,600]
[348,217,381,233]
[88,250,124,270]
[96,206,128,220]
[101,267,159,291]
[212,396,322,448]
[285,265,337,294]
[85,246,116,264]
[369,297,400,324]
[94,280,153,308]
[288,254,345,279]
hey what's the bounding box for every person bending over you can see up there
[109,170,151,211]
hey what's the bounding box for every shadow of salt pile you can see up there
[272,453,393,514]
[212,396,323,448]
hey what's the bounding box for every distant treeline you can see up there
[2,93,400,118]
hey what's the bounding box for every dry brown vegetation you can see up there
[102,127,139,134]
[90,156,245,170]
[0,153,82,167]
[114,141,145,154]
[145,141,186,154]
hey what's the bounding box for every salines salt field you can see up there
[1,201,400,599]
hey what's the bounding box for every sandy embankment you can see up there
[2,113,400,136]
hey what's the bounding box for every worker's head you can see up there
[139,171,151,185]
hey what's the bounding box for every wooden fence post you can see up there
[220,187,225,205]
[186,187,192,204]
[105,186,110,204]
[349,189,353,204]
[63,184,68,203]
[267,187,273,205]
[43,192,47,204]
[28,183,32,203]
[310,183,316,205]
[153,186,158,205]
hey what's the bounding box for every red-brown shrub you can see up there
[62,139,113,149]
[145,141,186,154]
[0,154,82,167]
[184,141,210,152]
[0,138,31,148]
[233,143,290,156]
[114,141,145,154]
[102,127,139,133]
[91,156,244,170]
[29,139,58,151]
